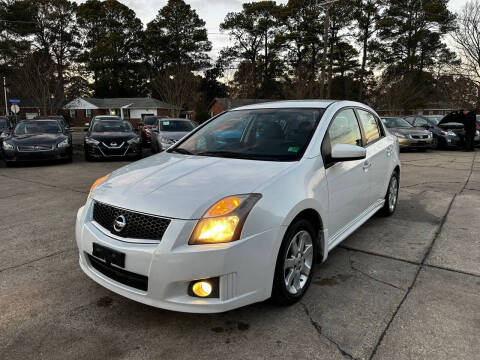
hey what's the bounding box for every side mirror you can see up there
[139,122,144,127]
[331,144,366,162]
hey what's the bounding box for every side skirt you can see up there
[327,199,385,253]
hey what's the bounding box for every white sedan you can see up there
[75,100,401,313]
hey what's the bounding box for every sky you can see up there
[73,0,467,60]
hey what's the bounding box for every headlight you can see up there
[88,174,110,198]
[160,137,175,146]
[0,132,9,139]
[2,141,14,150]
[127,137,140,144]
[57,139,70,148]
[393,132,406,139]
[85,137,100,146]
[189,194,262,245]
[447,131,457,137]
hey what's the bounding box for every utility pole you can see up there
[3,76,8,116]
[318,0,339,99]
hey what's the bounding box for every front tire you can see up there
[380,171,399,216]
[272,219,317,306]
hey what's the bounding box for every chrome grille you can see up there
[17,145,53,152]
[410,134,429,140]
[92,201,170,241]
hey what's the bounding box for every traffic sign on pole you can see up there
[9,99,20,104]
[11,104,20,114]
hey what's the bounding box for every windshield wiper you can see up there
[196,151,245,159]
[169,147,193,155]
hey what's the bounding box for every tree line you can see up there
[1,0,479,120]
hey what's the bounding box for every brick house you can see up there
[63,97,175,127]
[208,98,271,117]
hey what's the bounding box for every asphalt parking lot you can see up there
[1,149,479,360]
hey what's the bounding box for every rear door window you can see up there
[357,109,382,145]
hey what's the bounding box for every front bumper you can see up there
[75,202,282,313]
[3,146,71,162]
[398,137,432,149]
[85,143,141,158]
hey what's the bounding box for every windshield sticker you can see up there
[288,146,299,153]
[162,121,170,125]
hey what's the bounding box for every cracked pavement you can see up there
[1,149,479,359]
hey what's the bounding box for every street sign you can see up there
[9,99,20,104]
[11,104,20,114]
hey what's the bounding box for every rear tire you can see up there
[380,171,399,216]
[271,219,317,306]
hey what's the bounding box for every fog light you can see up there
[192,281,212,297]
[189,277,219,298]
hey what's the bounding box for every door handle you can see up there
[386,145,393,156]
[363,161,372,171]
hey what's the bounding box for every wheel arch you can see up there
[288,208,327,263]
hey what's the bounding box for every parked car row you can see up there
[0,114,199,166]
[380,114,480,151]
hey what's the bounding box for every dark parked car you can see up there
[150,118,196,153]
[139,116,169,146]
[84,120,141,161]
[85,115,122,131]
[437,113,480,148]
[404,115,462,149]
[381,117,432,150]
[35,115,70,130]
[2,119,73,166]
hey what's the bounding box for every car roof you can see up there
[234,100,338,111]
[160,118,191,121]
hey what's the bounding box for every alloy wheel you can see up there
[388,176,399,212]
[283,230,313,295]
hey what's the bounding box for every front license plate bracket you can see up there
[92,243,125,268]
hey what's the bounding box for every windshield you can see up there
[14,121,61,135]
[172,109,325,161]
[143,117,158,126]
[425,116,442,125]
[160,120,194,132]
[381,117,412,128]
[92,121,132,133]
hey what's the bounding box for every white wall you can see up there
[129,108,157,119]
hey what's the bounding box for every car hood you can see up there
[160,131,190,141]
[10,133,66,146]
[93,152,296,219]
[89,132,137,144]
[389,127,430,135]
